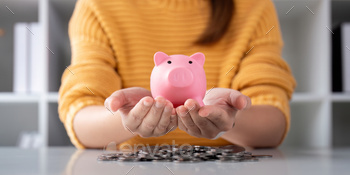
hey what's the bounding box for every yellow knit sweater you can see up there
[59,0,296,149]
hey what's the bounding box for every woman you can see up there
[59,0,296,149]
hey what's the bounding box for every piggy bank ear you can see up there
[190,52,205,66]
[154,52,169,66]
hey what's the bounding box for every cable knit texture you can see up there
[58,0,296,149]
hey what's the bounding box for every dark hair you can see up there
[195,0,234,45]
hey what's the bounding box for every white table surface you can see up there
[0,147,349,175]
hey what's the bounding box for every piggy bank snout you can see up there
[168,68,193,87]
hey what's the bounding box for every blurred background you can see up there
[0,0,349,149]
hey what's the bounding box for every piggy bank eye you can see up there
[189,61,193,64]
[167,61,172,64]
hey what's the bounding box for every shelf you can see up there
[331,93,350,102]
[0,93,40,103]
[291,93,325,103]
[0,92,58,103]
[47,92,59,102]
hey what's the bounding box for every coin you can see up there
[97,145,272,163]
[252,155,273,158]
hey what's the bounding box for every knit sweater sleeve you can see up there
[231,0,296,142]
[58,0,122,149]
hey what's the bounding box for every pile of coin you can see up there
[97,145,272,163]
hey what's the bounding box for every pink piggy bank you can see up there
[150,52,207,107]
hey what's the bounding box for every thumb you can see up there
[228,91,251,110]
[105,91,128,112]
[105,87,152,112]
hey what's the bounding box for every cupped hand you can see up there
[176,88,251,139]
[104,87,177,137]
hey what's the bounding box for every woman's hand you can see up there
[176,88,251,139]
[104,87,177,137]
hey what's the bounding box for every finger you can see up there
[235,95,248,110]
[105,91,127,112]
[177,114,188,132]
[153,101,173,135]
[177,102,201,136]
[198,105,235,132]
[228,91,250,110]
[165,115,178,135]
[137,96,167,137]
[123,96,154,130]
[106,87,152,112]
[198,105,224,118]
[185,99,219,138]
[245,95,252,109]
